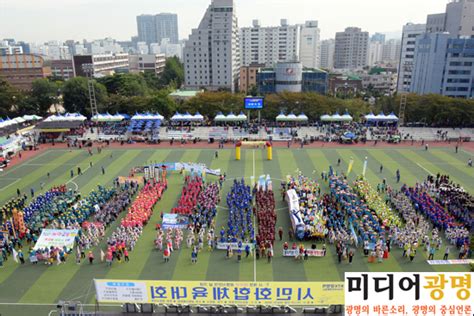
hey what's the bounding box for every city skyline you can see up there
[1,0,449,43]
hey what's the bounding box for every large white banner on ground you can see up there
[33,229,79,250]
[282,249,325,257]
[216,242,254,250]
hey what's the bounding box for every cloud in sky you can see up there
[0,0,448,43]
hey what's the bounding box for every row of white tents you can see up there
[44,113,87,122]
[320,113,353,122]
[319,112,399,122]
[214,112,248,122]
[364,112,399,122]
[276,112,309,122]
[0,115,43,128]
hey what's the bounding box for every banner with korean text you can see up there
[94,280,344,306]
[33,229,79,250]
[345,272,473,316]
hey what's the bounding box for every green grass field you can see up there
[0,146,472,314]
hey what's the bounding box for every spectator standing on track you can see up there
[16,188,20,197]
[380,164,383,173]
[88,251,94,264]
[396,169,400,183]
[30,188,34,198]
[468,159,472,167]
[455,145,458,153]
[101,166,105,175]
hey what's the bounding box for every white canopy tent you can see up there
[23,115,43,121]
[297,113,309,122]
[320,114,332,122]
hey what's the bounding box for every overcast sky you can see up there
[1,0,448,43]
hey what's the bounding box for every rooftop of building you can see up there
[169,89,202,98]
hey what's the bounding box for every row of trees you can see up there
[1,57,473,126]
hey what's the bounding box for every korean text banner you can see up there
[345,272,473,316]
[33,229,79,250]
[94,280,344,306]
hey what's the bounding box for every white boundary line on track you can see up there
[0,150,51,178]
[416,162,434,176]
[252,149,257,283]
[0,178,21,191]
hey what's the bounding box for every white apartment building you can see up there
[240,19,300,67]
[396,23,426,93]
[183,0,240,92]
[300,21,321,69]
[368,41,384,66]
[334,27,369,69]
[382,39,401,65]
[320,39,335,70]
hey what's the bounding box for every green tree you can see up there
[160,57,184,88]
[62,77,107,115]
[29,78,59,115]
[0,79,21,117]
[98,73,150,97]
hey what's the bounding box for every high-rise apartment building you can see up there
[137,13,179,45]
[155,13,179,44]
[368,41,384,66]
[299,21,321,69]
[240,19,300,67]
[137,15,157,45]
[334,27,369,69]
[396,23,426,92]
[183,0,240,92]
[445,0,474,38]
[320,39,335,70]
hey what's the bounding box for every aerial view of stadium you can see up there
[1,0,473,315]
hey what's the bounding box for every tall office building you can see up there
[334,27,369,69]
[137,13,179,45]
[320,39,335,70]
[300,21,321,69]
[396,23,426,93]
[411,34,474,99]
[240,19,300,67]
[137,15,157,45]
[183,0,240,92]
[410,33,449,95]
[426,13,447,33]
[156,13,179,44]
[445,0,474,38]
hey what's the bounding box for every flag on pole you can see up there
[12,248,19,263]
[362,157,368,177]
[100,249,105,262]
[347,157,354,175]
